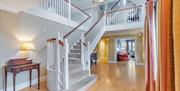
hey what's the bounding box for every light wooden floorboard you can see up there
[20,61,145,91]
[88,61,145,91]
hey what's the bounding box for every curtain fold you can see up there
[173,0,180,91]
[158,0,175,91]
[143,0,175,91]
[145,0,156,91]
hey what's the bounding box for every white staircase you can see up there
[45,2,145,91]
[67,42,96,91]
[42,0,96,90]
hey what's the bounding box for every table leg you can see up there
[29,69,32,87]
[5,69,7,91]
[13,73,16,91]
[38,66,40,89]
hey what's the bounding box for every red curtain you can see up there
[145,0,175,91]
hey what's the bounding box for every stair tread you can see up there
[69,57,81,61]
[69,65,82,75]
[69,53,81,54]
[66,75,97,91]
[69,70,89,86]
[69,62,81,67]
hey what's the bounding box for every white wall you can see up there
[0,10,80,90]
[0,0,43,13]
[0,10,24,90]
[84,6,104,25]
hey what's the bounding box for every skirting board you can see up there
[0,76,46,91]
[108,61,117,64]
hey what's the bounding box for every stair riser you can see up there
[70,50,81,53]
[69,63,82,69]
[76,42,81,45]
[69,54,81,58]
[69,59,81,63]
[73,46,81,49]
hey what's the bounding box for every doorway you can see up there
[115,38,136,62]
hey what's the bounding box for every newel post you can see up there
[87,41,91,75]
[56,33,63,91]
[64,39,69,89]
[81,32,86,70]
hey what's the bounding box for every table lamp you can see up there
[21,42,35,58]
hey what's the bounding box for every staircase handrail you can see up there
[107,5,142,14]
[84,0,122,40]
[63,0,91,38]
[106,5,143,26]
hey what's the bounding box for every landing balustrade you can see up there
[106,5,144,26]
[39,0,89,25]
[39,0,144,30]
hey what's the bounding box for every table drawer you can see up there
[21,66,34,71]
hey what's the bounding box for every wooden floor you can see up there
[20,61,145,91]
[19,80,48,91]
[88,61,145,91]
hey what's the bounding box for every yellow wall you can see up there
[97,38,109,63]
[97,33,144,63]
[173,0,180,90]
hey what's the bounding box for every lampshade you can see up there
[21,42,35,50]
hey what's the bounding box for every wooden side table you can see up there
[4,58,40,91]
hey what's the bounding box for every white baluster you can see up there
[87,41,91,75]
[55,33,61,91]
[81,32,86,70]
[65,1,67,17]
[61,0,63,16]
[46,0,48,9]
[68,0,71,19]
[57,0,59,14]
[56,0,58,14]
[63,0,65,17]
[60,0,62,16]
[48,0,52,9]
[109,13,111,25]
[64,39,69,89]
[106,14,108,26]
